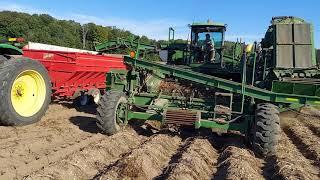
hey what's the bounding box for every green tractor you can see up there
[0,38,51,126]
[96,16,320,156]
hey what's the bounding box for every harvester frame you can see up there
[96,16,320,156]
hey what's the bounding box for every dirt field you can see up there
[0,104,319,180]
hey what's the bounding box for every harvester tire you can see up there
[96,91,127,135]
[251,103,280,157]
[0,58,51,126]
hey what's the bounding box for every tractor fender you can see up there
[0,44,23,55]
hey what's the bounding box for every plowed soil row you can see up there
[93,134,182,180]
[0,104,104,179]
[214,145,264,180]
[272,131,319,179]
[297,107,320,138]
[93,133,268,180]
[27,130,144,180]
[1,104,320,180]
[281,114,320,167]
[162,138,219,180]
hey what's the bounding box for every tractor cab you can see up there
[163,20,226,67]
[190,21,226,63]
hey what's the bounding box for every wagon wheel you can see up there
[0,57,51,125]
[96,91,127,135]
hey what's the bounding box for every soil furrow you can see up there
[287,107,320,138]
[0,104,103,179]
[154,137,195,180]
[164,138,219,180]
[281,113,320,167]
[284,126,320,166]
[0,134,105,179]
[213,145,264,180]
[26,129,144,180]
[93,134,182,180]
[272,131,319,179]
[1,104,320,179]
[299,117,320,138]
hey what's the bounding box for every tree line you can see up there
[0,11,155,50]
[0,11,243,61]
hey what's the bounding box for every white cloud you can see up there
[0,3,27,12]
[0,2,189,40]
[0,2,49,15]
[67,13,189,40]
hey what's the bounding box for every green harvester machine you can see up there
[96,16,320,156]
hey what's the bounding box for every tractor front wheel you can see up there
[0,58,51,126]
[96,91,127,135]
[251,103,280,157]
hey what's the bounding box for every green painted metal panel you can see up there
[133,96,153,106]
[106,69,128,91]
[272,81,293,94]
[315,85,320,97]
[128,111,162,121]
[0,44,23,55]
[194,119,248,134]
[293,83,315,96]
[272,81,319,97]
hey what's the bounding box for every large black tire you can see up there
[251,103,280,156]
[96,91,127,135]
[0,58,51,126]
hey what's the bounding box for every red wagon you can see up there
[22,42,126,105]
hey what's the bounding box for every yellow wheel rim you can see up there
[11,70,46,117]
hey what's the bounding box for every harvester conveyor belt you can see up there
[125,56,320,106]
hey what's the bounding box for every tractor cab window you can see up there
[191,26,225,49]
[196,32,223,48]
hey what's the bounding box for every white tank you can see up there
[23,42,98,54]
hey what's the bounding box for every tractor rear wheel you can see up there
[251,103,280,157]
[96,91,127,135]
[0,58,51,126]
